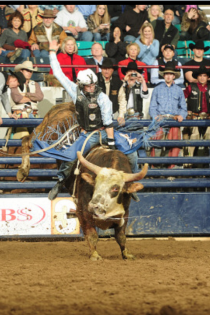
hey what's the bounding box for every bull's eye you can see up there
[110,184,120,198]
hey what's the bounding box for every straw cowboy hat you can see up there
[159,60,181,79]
[39,9,57,18]
[98,58,118,70]
[192,65,210,79]
[14,61,39,72]
[121,61,143,75]
[189,40,210,52]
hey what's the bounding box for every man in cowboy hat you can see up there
[149,61,187,168]
[184,40,210,84]
[10,61,44,119]
[0,70,25,125]
[28,9,67,58]
[183,65,210,158]
[97,58,126,121]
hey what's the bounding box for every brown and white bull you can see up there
[75,148,148,260]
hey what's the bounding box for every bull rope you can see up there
[0,124,80,157]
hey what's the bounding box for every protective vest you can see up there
[75,87,103,132]
[158,58,178,79]
[188,83,210,113]
[10,81,37,111]
[124,83,143,115]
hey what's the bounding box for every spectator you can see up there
[0,70,26,124]
[0,11,30,62]
[163,5,182,25]
[183,65,210,158]
[76,5,96,21]
[135,22,159,67]
[118,61,149,123]
[151,9,179,57]
[150,44,184,87]
[86,42,108,73]
[105,27,127,64]
[87,5,110,41]
[38,5,63,16]
[54,5,92,41]
[114,5,149,43]
[28,9,67,58]
[184,41,210,85]
[107,5,127,23]
[0,5,14,32]
[49,36,87,83]
[149,61,187,168]
[10,60,44,119]
[148,5,163,22]
[180,8,210,41]
[118,43,148,82]
[96,58,125,120]
[19,5,44,38]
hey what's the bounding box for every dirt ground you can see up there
[0,238,210,315]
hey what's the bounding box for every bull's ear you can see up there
[126,183,144,193]
[81,173,95,186]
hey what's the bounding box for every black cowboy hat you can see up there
[9,70,26,91]
[159,60,181,79]
[192,65,210,79]
[98,58,118,70]
[189,40,210,52]
[121,61,143,75]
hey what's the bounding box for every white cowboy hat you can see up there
[14,60,39,72]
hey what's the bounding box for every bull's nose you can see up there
[88,203,105,215]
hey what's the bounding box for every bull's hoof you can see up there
[122,249,136,260]
[90,251,103,261]
[16,168,29,182]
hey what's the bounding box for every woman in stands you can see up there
[181,8,210,41]
[105,27,127,63]
[49,36,87,83]
[118,42,148,82]
[135,22,159,67]
[148,5,163,22]
[87,5,111,41]
[0,11,31,62]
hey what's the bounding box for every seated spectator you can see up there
[87,5,110,41]
[135,22,159,68]
[0,11,31,62]
[86,42,108,73]
[118,43,148,82]
[49,36,86,83]
[163,5,182,25]
[184,41,210,85]
[149,61,187,169]
[54,5,92,41]
[38,5,63,16]
[183,65,210,158]
[180,8,210,41]
[28,9,67,58]
[151,9,179,57]
[148,5,163,22]
[114,5,149,43]
[0,5,14,32]
[11,61,43,118]
[19,5,44,38]
[105,27,127,63]
[96,58,125,120]
[0,70,26,124]
[76,5,96,21]
[150,44,184,87]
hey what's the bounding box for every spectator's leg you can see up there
[126,151,138,173]
[78,31,93,41]
[102,33,110,41]
[39,50,50,58]
[93,32,102,41]
[111,16,119,23]
[32,49,41,57]
[124,35,136,43]
[20,49,30,58]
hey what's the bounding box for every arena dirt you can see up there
[0,238,210,315]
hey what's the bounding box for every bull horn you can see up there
[123,163,148,182]
[77,151,102,175]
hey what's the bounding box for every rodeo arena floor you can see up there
[1,40,210,315]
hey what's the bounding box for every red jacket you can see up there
[118,57,148,82]
[49,53,87,81]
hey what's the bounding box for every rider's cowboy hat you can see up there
[189,40,210,52]
[39,9,57,18]
[121,61,143,75]
[159,60,181,79]
[192,65,210,79]
[14,60,39,72]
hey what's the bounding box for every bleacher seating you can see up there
[76,41,108,57]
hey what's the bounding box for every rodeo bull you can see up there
[74,148,148,261]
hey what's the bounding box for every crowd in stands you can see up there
[1,4,210,168]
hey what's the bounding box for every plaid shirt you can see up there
[38,5,63,11]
